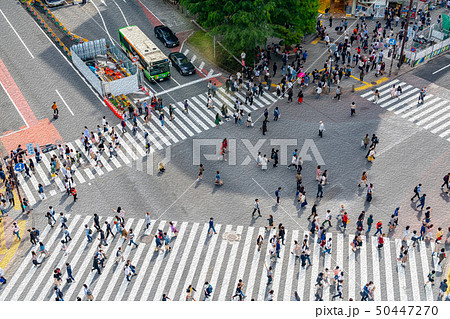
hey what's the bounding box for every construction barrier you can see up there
[25,1,72,59]
[33,0,88,44]
[104,96,124,120]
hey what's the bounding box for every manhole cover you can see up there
[223,231,241,243]
[140,235,152,244]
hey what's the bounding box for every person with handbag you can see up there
[83,284,94,301]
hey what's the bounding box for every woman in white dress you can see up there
[261,155,268,170]
[256,152,262,167]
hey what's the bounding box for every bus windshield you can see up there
[150,62,170,76]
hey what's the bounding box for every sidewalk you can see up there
[265,6,450,95]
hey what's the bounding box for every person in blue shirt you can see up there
[66,263,75,282]
[208,217,217,235]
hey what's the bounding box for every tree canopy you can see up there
[181,0,319,56]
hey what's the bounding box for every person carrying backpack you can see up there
[204,282,213,299]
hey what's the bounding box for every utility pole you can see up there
[398,0,414,70]
[388,33,399,76]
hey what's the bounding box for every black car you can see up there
[169,52,196,75]
[154,25,179,48]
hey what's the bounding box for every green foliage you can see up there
[181,0,319,55]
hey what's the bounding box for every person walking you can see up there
[411,183,422,201]
[208,217,217,235]
[83,284,95,301]
[0,267,6,285]
[275,187,282,204]
[350,102,356,116]
[417,194,427,210]
[318,121,325,137]
[439,279,448,299]
[204,282,213,300]
[63,226,72,243]
[317,182,324,198]
[66,262,75,283]
[38,183,45,200]
[265,263,273,285]
[12,222,21,241]
[232,279,246,301]
[252,199,261,217]
[85,225,93,243]
[297,90,303,104]
[127,229,138,248]
[31,251,41,267]
[115,246,125,263]
[358,171,368,187]
[441,173,449,192]
[374,220,383,236]
[105,221,115,239]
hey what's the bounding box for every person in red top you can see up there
[374,220,383,236]
[377,234,384,249]
[342,213,349,231]
[220,138,228,161]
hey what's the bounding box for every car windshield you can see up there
[178,57,189,64]
[150,62,170,76]
[161,29,173,37]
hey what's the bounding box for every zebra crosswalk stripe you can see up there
[166,222,205,300]
[184,223,222,301]
[348,235,356,300]
[208,224,233,300]
[140,221,180,301]
[394,95,436,115]
[360,81,450,142]
[127,221,161,301]
[407,240,421,301]
[153,222,198,301]
[386,89,420,111]
[360,79,399,98]
[115,240,146,301]
[371,236,381,301]
[283,230,298,301]
[4,215,443,301]
[0,224,52,301]
[384,238,395,301]
[407,100,447,122]
[218,225,243,300]
[35,215,89,301]
[101,219,145,301]
[297,231,309,300]
[23,214,76,301]
[65,216,117,300]
[245,227,264,300]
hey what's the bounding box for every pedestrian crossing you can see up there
[360,79,450,142]
[17,89,278,206]
[0,215,443,301]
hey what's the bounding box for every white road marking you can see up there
[217,225,243,300]
[191,55,197,63]
[383,238,395,301]
[371,236,381,301]
[126,221,162,301]
[208,224,233,300]
[432,63,450,74]
[166,222,207,299]
[55,89,74,116]
[199,62,205,70]
[283,230,298,300]
[0,9,34,59]
[153,72,222,97]
[0,225,51,301]
[245,227,265,300]
[150,222,191,300]
[112,0,129,26]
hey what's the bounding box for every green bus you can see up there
[119,25,170,82]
